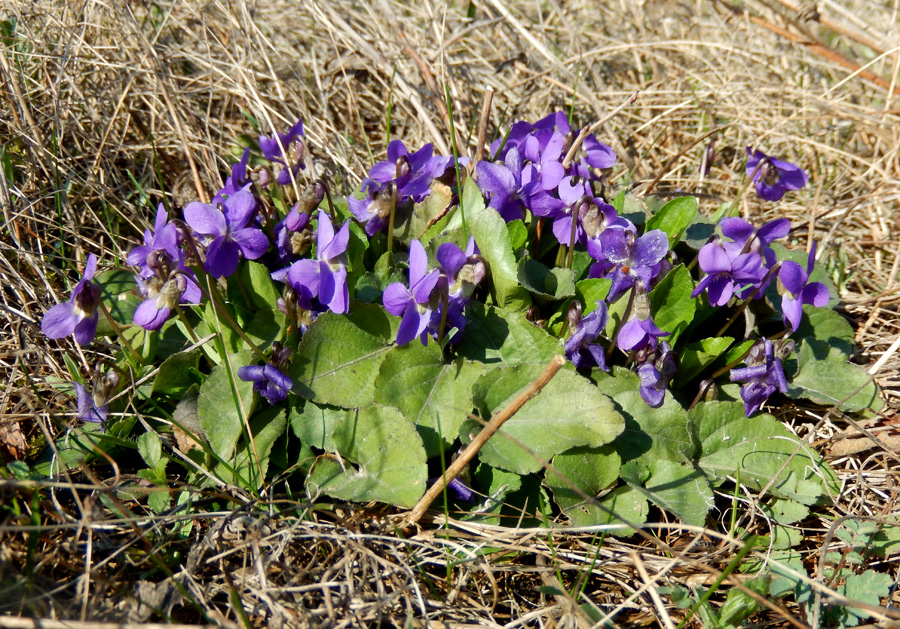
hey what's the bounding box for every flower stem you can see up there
[96,300,143,365]
[715,263,780,338]
[386,185,398,256]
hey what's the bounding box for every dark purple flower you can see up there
[238,364,292,404]
[260,118,306,186]
[74,370,118,430]
[778,243,830,331]
[127,204,183,279]
[184,189,269,278]
[42,254,102,347]
[730,338,793,416]
[476,147,565,223]
[274,181,324,263]
[272,211,350,315]
[634,341,678,408]
[75,382,108,428]
[238,344,293,405]
[720,217,790,268]
[588,228,669,301]
[564,300,609,370]
[690,241,765,306]
[368,140,447,202]
[214,147,253,204]
[383,240,441,346]
[746,148,808,202]
[134,269,202,331]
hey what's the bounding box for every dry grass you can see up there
[2,0,900,626]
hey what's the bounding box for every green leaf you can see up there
[596,368,695,463]
[462,178,530,311]
[507,219,527,250]
[676,337,734,385]
[788,340,883,412]
[763,498,810,525]
[290,305,394,407]
[214,405,287,489]
[649,265,695,344]
[682,213,718,250]
[137,431,163,469]
[289,401,343,451]
[375,342,484,457]
[393,181,454,245]
[645,196,697,246]
[242,306,286,351]
[307,405,427,508]
[575,278,611,312]
[465,366,624,474]
[795,306,855,357]
[718,573,771,627]
[198,351,255,462]
[456,303,563,367]
[517,259,576,299]
[545,445,621,525]
[239,261,281,310]
[620,458,714,527]
[690,400,839,504]
[152,350,200,397]
[840,571,894,625]
[95,268,139,329]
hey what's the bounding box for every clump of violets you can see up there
[40,105,848,460]
[746,148,809,202]
[42,254,103,347]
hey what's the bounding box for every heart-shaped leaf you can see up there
[307,405,427,508]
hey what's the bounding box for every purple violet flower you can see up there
[582,135,617,170]
[184,189,269,278]
[430,237,484,342]
[634,341,678,408]
[730,338,793,416]
[588,228,669,301]
[272,211,350,315]
[616,282,669,352]
[42,254,103,347]
[691,241,765,306]
[476,147,564,223]
[238,345,293,405]
[134,269,203,331]
[720,217,790,268]
[214,147,253,204]
[746,148,808,202]
[74,370,118,430]
[778,243,830,332]
[127,204,183,279]
[75,382,109,428]
[260,118,306,186]
[383,240,441,346]
[564,300,609,370]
